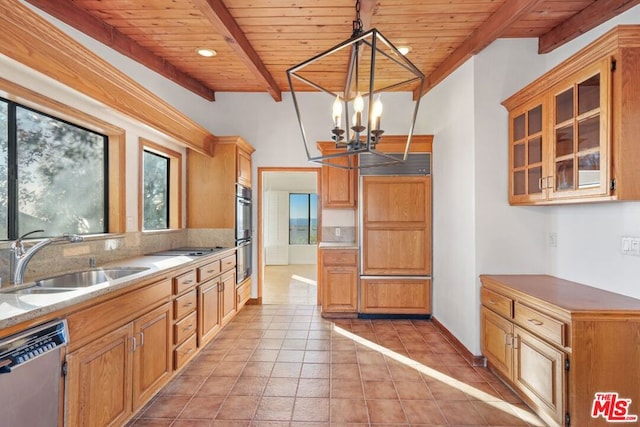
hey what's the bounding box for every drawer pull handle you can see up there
[528,318,544,326]
[184,302,194,307]
[183,279,194,284]
[207,269,216,273]
[504,333,512,346]
[184,347,193,355]
[488,299,496,305]
[185,325,194,331]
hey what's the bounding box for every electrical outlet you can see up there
[548,232,557,247]
[335,227,341,237]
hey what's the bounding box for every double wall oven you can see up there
[236,183,252,283]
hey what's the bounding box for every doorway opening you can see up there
[258,168,321,305]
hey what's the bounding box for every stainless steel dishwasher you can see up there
[0,319,69,426]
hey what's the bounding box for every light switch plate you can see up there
[621,236,640,256]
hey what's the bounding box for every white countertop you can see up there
[318,241,358,249]
[0,249,235,331]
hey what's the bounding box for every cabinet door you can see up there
[66,323,134,427]
[548,59,611,200]
[132,303,172,410]
[480,307,513,380]
[360,278,431,314]
[509,100,547,204]
[513,326,566,426]
[221,272,237,326]
[237,148,252,188]
[199,278,221,346]
[362,176,431,275]
[321,158,357,208]
[322,265,358,313]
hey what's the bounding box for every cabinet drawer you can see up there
[221,254,236,273]
[174,311,197,345]
[481,287,513,318]
[322,250,357,266]
[174,334,197,370]
[514,302,565,347]
[236,278,251,309]
[174,289,197,320]
[173,269,197,295]
[198,260,221,283]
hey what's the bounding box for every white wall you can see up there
[422,60,478,352]
[263,172,318,265]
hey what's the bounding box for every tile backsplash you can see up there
[0,228,233,287]
[321,226,356,243]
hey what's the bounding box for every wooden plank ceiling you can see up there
[24,0,640,101]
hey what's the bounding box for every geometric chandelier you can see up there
[287,0,425,169]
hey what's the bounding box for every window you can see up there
[142,150,169,230]
[1,98,108,240]
[139,139,182,231]
[289,193,317,244]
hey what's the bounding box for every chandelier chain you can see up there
[352,0,363,36]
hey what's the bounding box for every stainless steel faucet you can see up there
[9,230,85,285]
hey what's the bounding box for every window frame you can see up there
[1,95,112,240]
[288,192,318,245]
[138,138,182,231]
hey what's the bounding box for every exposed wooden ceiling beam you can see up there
[414,0,547,99]
[538,0,640,54]
[193,0,282,102]
[23,0,217,102]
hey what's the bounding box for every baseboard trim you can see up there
[431,316,485,367]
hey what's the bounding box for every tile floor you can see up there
[129,304,545,426]
[262,265,317,305]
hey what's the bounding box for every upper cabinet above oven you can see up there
[187,136,255,229]
[502,25,640,205]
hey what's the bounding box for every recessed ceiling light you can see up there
[196,48,217,57]
[397,46,412,56]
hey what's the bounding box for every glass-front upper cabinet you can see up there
[509,100,546,203]
[549,60,610,200]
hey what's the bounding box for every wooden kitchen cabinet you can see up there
[361,175,431,276]
[503,25,640,205]
[198,277,221,346]
[66,323,134,427]
[65,301,172,427]
[360,277,431,315]
[132,303,173,409]
[172,268,198,370]
[320,248,358,316]
[480,274,640,427]
[317,142,357,208]
[236,277,251,311]
[187,135,255,228]
[198,251,238,347]
[220,271,237,326]
[237,146,252,188]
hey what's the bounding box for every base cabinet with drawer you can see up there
[65,280,173,427]
[197,252,237,347]
[320,248,358,316]
[480,275,640,427]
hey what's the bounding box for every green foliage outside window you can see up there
[143,150,169,230]
[0,99,107,239]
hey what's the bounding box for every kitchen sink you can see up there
[34,267,150,288]
[8,287,76,295]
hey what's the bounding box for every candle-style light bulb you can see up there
[353,93,364,113]
[353,93,364,128]
[372,97,383,130]
[332,95,342,128]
